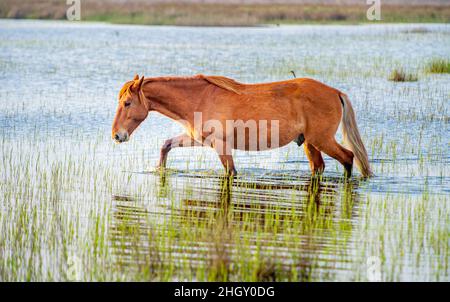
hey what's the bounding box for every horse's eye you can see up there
[124,102,131,107]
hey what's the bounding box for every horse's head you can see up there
[112,75,149,143]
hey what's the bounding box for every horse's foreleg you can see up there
[157,133,202,169]
[303,142,325,175]
[213,140,237,176]
[217,154,237,176]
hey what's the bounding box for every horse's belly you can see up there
[229,125,299,151]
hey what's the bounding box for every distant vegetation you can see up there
[388,58,450,82]
[388,69,418,82]
[425,59,450,73]
[1,0,450,26]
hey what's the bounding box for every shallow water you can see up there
[0,20,449,281]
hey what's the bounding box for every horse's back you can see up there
[242,77,341,94]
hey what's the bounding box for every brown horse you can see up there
[112,74,372,178]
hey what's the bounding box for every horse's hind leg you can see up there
[303,142,325,175]
[295,134,324,174]
[316,139,354,178]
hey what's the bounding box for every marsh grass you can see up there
[0,130,448,281]
[388,69,418,82]
[425,59,450,74]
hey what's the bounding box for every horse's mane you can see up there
[119,80,135,99]
[119,74,244,98]
[202,75,243,95]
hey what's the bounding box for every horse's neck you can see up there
[143,79,205,122]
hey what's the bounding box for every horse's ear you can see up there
[132,75,145,91]
[133,74,139,81]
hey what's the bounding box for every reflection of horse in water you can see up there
[110,172,360,281]
[177,175,358,230]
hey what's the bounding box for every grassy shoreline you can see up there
[1,1,450,26]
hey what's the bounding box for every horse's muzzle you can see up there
[113,131,129,143]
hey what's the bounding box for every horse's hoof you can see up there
[149,166,165,173]
[227,170,237,177]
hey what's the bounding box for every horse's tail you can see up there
[339,93,373,178]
